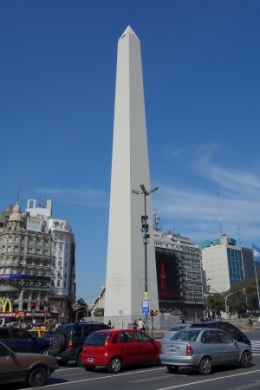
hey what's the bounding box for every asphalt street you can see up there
[3,329,260,390]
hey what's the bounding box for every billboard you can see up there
[26,217,48,233]
[155,248,179,300]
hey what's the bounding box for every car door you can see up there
[201,330,224,365]
[118,331,138,365]
[217,330,240,363]
[11,329,35,353]
[0,342,21,384]
[133,331,159,363]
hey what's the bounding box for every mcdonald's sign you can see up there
[0,299,13,312]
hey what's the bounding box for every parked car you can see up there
[48,322,110,366]
[163,324,191,340]
[0,340,58,387]
[160,327,252,375]
[81,328,162,373]
[190,321,251,347]
[0,327,50,354]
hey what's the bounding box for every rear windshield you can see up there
[171,330,200,341]
[84,332,109,346]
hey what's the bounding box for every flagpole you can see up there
[252,244,260,322]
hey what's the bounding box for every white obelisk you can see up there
[105,26,159,321]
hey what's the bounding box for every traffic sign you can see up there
[142,300,150,314]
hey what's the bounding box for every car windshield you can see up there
[84,332,109,346]
[171,330,200,341]
[168,326,182,332]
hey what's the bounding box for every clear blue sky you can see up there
[1,1,260,305]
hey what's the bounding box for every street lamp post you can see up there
[132,184,158,314]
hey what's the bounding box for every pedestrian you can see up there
[138,318,144,332]
[108,320,111,328]
[132,320,138,329]
[143,321,147,333]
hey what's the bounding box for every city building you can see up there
[105,26,159,320]
[92,225,204,320]
[0,199,75,323]
[201,234,260,293]
[154,229,204,319]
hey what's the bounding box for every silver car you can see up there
[163,324,191,340]
[160,327,252,375]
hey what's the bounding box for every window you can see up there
[0,329,9,339]
[134,332,151,342]
[119,331,133,343]
[12,329,32,339]
[217,331,233,343]
[201,331,220,344]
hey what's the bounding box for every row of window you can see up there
[0,236,49,246]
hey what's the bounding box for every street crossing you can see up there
[251,340,260,355]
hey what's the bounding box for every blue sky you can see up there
[1,1,260,305]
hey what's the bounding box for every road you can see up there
[4,329,260,390]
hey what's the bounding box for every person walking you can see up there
[138,318,144,332]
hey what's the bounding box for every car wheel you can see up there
[157,357,163,366]
[76,352,83,367]
[83,364,96,372]
[166,365,179,373]
[53,334,66,353]
[57,360,68,366]
[39,347,48,355]
[27,367,47,387]
[199,356,212,375]
[107,357,122,373]
[240,351,251,368]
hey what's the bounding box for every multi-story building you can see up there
[0,199,76,323]
[91,227,204,319]
[154,229,204,318]
[201,234,260,293]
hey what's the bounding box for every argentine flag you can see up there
[252,244,260,262]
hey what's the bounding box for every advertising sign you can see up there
[27,217,48,233]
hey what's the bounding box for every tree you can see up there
[93,308,104,316]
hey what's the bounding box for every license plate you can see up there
[88,358,93,362]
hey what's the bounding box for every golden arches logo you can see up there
[0,299,13,312]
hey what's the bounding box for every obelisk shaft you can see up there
[105,26,159,320]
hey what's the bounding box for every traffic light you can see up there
[150,309,158,316]
[206,284,210,292]
[141,215,149,239]
[242,288,246,295]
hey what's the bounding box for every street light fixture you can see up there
[132,184,159,300]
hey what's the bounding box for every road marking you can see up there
[21,367,166,389]
[157,369,260,390]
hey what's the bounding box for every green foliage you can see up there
[206,276,260,315]
[93,308,104,316]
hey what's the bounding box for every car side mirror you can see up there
[233,339,237,344]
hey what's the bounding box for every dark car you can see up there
[48,322,110,366]
[0,340,58,387]
[0,327,50,354]
[190,321,251,347]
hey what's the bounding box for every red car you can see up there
[81,328,161,373]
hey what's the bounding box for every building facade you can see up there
[92,227,204,320]
[154,229,204,319]
[201,234,260,293]
[0,200,76,323]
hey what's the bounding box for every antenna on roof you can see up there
[237,225,242,247]
[17,183,20,203]
[152,210,160,229]
[217,191,223,236]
